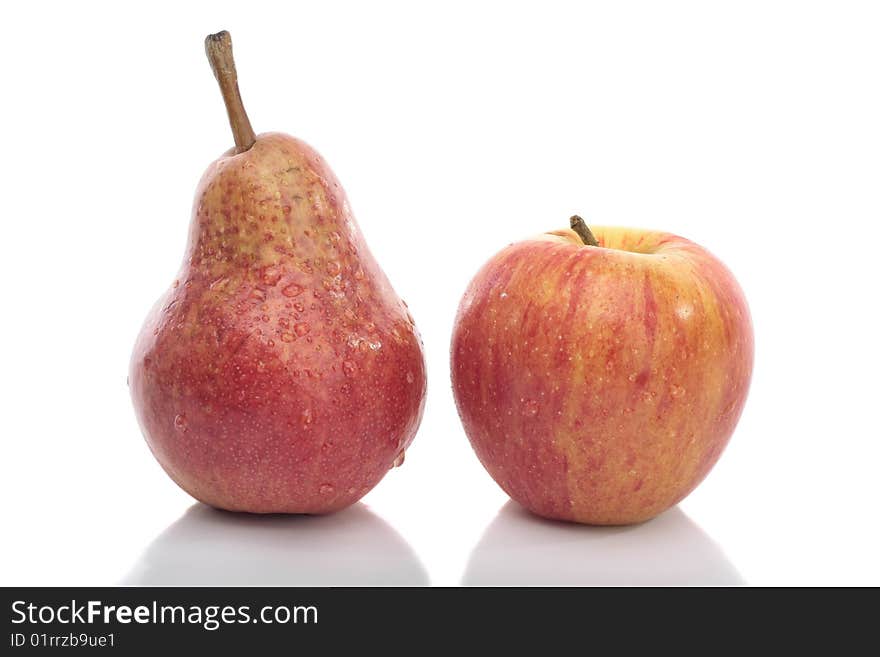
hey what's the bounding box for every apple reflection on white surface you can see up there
[124,503,428,586]
[464,501,743,586]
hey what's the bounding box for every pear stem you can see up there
[205,31,256,154]
[570,215,599,246]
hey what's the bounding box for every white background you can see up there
[1,1,878,586]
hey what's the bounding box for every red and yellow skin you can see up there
[451,226,753,525]
[130,133,427,513]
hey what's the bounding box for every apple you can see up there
[450,217,753,525]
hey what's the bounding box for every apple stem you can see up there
[205,31,256,154]
[570,215,599,246]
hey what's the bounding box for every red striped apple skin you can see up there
[451,227,753,525]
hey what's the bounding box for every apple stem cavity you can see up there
[570,215,599,247]
[205,31,256,154]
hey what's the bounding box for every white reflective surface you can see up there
[464,502,742,586]
[124,503,428,586]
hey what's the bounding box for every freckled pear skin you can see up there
[451,225,753,525]
[129,33,426,513]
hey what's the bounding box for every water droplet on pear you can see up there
[174,414,188,432]
[282,283,303,297]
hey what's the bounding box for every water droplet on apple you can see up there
[294,322,310,337]
[280,332,294,343]
[301,408,313,427]
[174,414,188,432]
[406,371,414,384]
[326,260,341,275]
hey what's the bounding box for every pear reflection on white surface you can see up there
[124,503,428,586]
[464,502,743,586]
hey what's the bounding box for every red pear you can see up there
[130,32,426,513]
